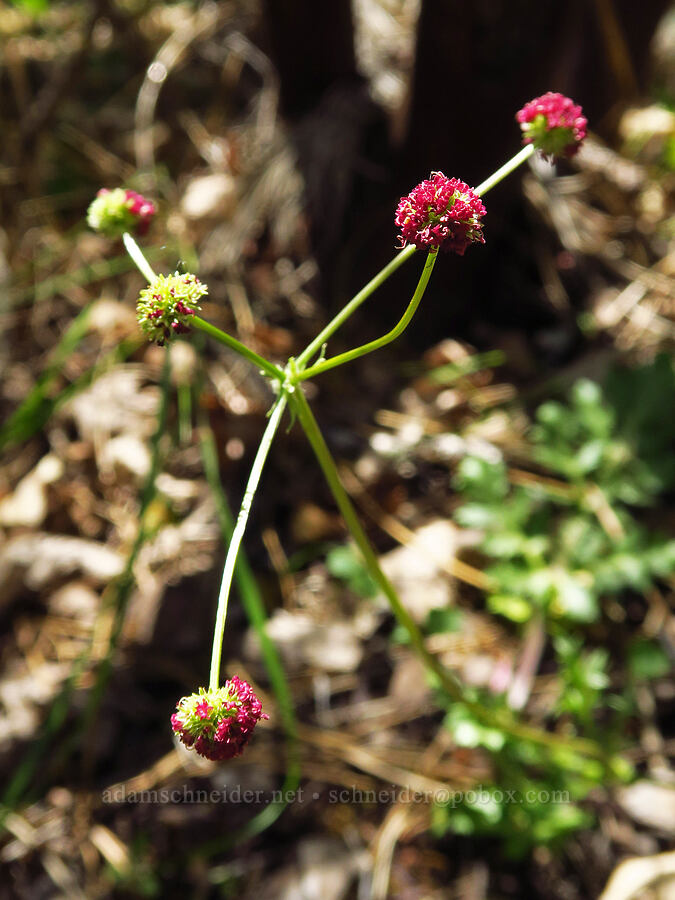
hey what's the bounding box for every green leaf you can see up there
[454,503,499,530]
[530,804,592,843]
[574,439,605,474]
[444,706,506,751]
[425,607,463,634]
[552,571,598,622]
[326,544,377,598]
[453,456,509,503]
[572,378,603,408]
[628,638,671,680]
[487,594,533,623]
[11,0,49,12]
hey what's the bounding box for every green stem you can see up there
[122,232,284,382]
[294,145,534,370]
[199,421,300,837]
[209,394,288,691]
[122,232,156,283]
[474,143,534,196]
[190,316,285,382]
[289,387,463,697]
[296,251,437,382]
[289,388,608,761]
[296,244,417,368]
[200,419,298,744]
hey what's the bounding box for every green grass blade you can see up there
[0,335,143,452]
[1,351,171,812]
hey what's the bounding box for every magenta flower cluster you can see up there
[395,174,486,255]
[516,92,587,159]
[171,677,268,761]
[87,187,156,237]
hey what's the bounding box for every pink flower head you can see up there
[395,173,486,254]
[170,677,268,761]
[516,92,587,159]
[87,187,156,237]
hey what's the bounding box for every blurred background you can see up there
[1,1,674,897]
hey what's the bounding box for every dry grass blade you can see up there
[339,463,494,591]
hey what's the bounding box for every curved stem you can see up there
[122,232,156,283]
[475,143,534,196]
[296,244,417,368]
[289,388,608,761]
[289,387,465,703]
[199,420,300,837]
[296,251,437,382]
[294,146,533,369]
[190,316,285,381]
[209,394,288,690]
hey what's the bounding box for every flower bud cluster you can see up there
[395,174,486,254]
[87,188,156,237]
[171,677,268,761]
[516,92,587,159]
[136,272,207,344]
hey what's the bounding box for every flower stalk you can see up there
[123,232,157,283]
[294,250,438,382]
[287,387,609,761]
[190,316,285,382]
[288,387,462,692]
[474,143,535,196]
[209,394,288,691]
[296,244,417,369]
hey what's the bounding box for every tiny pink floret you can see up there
[124,189,156,234]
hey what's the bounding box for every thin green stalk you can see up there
[296,251,437,382]
[475,143,534,196]
[209,394,288,691]
[122,232,285,382]
[199,420,299,744]
[294,145,534,370]
[289,387,463,698]
[190,316,285,382]
[296,244,417,368]
[289,388,609,762]
[177,381,192,445]
[123,232,156,283]
[199,420,300,840]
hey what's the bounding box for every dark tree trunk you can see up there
[400,0,671,184]
[258,0,389,286]
[259,0,359,118]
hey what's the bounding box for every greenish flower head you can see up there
[87,188,156,237]
[137,272,207,344]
